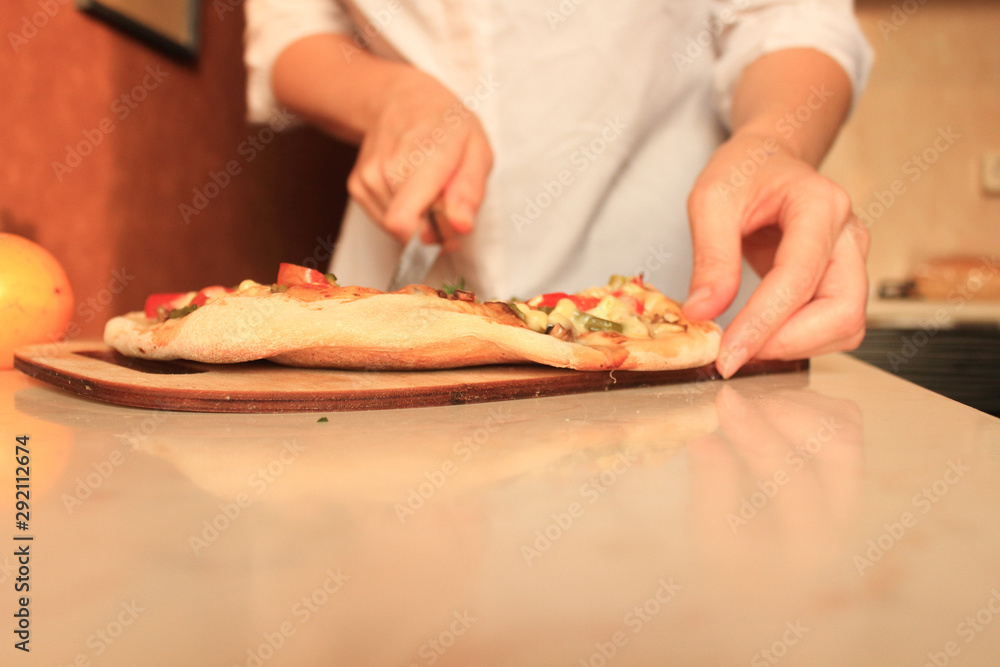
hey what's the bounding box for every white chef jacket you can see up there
[245,0,872,321]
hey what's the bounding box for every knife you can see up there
[387,208,443,292]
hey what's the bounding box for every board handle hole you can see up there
[74,349,209,375]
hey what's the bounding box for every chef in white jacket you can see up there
[244,0,873,377]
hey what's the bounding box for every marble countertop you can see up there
[3,354,1000,666]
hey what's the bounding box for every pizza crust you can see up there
[578,321,722,371]
[105,287,720,372]
[105,292,630,371]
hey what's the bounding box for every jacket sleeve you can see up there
[244,0,353,124]
[710,0,874,129]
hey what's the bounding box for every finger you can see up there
[421,201,460,252]
[346,167,388,226]
[442,132,494,235]
[754,218,869,360]
[845,213,871,260]
[717,197,846,377]
[346,140,392,225]
[683,185,744,322]
[383,152,455,244]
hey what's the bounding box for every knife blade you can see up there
[387,209,443,292]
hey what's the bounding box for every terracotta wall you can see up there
[823,0,1000,291]
[0,0,355,337]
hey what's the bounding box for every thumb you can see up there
[682,190,743,322]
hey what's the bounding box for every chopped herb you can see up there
[539,306,554,315]
[168,303,199,319]
[440,277,467,296]
[317,416,329,423]
[270,284,289,293]
[325,273,338,286]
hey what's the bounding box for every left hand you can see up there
[682,132,870,378]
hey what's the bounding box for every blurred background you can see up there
[825,0,1000,292]
[824,0,1000,416]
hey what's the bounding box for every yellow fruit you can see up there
[0,233,75,369]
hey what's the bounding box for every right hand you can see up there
[348,67,494,247]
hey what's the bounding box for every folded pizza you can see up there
[104,264,720,371]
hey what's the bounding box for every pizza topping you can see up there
[436,288,476,302]
[276,263,338,287]
[614,294,645,315]
[529,292,601,311]
[168,303,199,319]
[144,285,234,321]
[144,292,190,319]
[191,285,233,308]
[548,323,572,342]
[580,313,624,333]
[608,274,628,290]
[652,322,686,335]
[396,284,440,297]
[139,270,686,348]
[285,285,381,303]
[515,294,638,338]
[511,302,547,332]
[440,278,467,296]
[509,276,691,342]
[484,301,529,327]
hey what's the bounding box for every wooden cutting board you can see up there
[14,342,808,413]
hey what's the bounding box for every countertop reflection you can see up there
[4,354,1000,666]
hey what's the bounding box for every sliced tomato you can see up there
[534,292,601,311]
[277,263,331,287]
[191,285,233,307]
[144,292,190,319]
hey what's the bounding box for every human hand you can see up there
[683,132,869,378]
[348,67,493,249]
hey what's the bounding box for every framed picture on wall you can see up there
[78,0,201,62]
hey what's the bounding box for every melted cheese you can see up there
[515,277,686,341]
[587,295,650,338]
[513,302,548,333]
[237,279,262,292]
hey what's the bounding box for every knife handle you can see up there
[423,198,448,246]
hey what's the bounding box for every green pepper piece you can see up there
[582,314,624,333]
[168,303,199,319]
[441,277,467,296]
